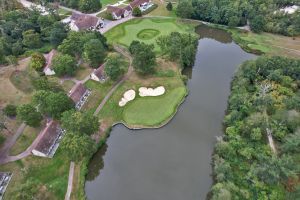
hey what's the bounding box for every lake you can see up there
[85,25,256,200]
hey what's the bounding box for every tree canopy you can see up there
[52,54,77,76]
[104,54,126,81]
[30,52,46,72]
[17,104,42,127]
[83,39,106,68]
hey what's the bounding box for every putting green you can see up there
[105,18,195,52]
[123,87,187,127]
[137,29,160,40]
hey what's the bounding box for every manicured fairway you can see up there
[105,18,195,52]
[123,87,187,126]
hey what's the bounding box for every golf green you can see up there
[123,87,187,127]
[105,18,195,52]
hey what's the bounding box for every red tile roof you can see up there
[107,6,126,17]
[130,0,150,8]
[93,63,105,79]
[34,121,61,155]
[69,83,87,103]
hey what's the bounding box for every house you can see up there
[90,63,107,83]
[69,12,104,31]
[32,120,65,158]
[69,83,91,110]
[107,6,131,20]
[0,172,12,200]
[130,0,153,12]
[43,49,56,76]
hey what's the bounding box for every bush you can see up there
[30,52,46,72]
[132,7,142,17]
[3,104,17,117]
[166,2,172,11]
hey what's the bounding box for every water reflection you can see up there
[195,24,232,43]
[86,144,107,181]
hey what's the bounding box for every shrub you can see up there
[3,104,17,117]
[166,2,172,11]
[132,7,142,17]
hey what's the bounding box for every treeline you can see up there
[176,0,300,36]
[42,0,102,13]
[211,56,300,199]
[0,9,68,65]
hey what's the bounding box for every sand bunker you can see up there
[119,89,136,107]
[139,86,165,97]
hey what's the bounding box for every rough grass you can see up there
[0,150,69,200]
[104,18,196,52]
[9,125,41,156]
[146,0,177,17]
[123,86,186,127]
[229,28,300,58]
[9,70,34,93]
[74,64,93,81]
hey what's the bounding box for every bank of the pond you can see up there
[85,24,255,200]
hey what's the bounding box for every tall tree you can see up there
[61,110,99,136]
[22,30,41,48]
[79,0,102,13]
[61,133,96,162]
[52,54,77,76]
[83,39,106,68]
[104,54,126,81]
[17,104,42,127]
[30,52,46,72]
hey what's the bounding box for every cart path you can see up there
[65,162,75,200]
[93,46,133,116]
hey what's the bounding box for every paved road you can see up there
[100,15,134,34]
[65,162,75,200]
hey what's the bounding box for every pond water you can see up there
[85,26,256,200]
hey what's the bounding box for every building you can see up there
[32,120,65,158]
[69,83,91,110]
[90,64,107,83]
[130,0,153,12]
[107,6,131,20]
[43,49,56,76]
[69,12,104,31]
[0,172,12,200]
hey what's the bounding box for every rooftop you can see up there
[93,63,106,79]
[69,83,88,103]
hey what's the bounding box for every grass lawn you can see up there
[104,18,196,52]
[57,8,72,16]
[123,87,186,127]
[82,80,113,112]
[9,70,35,94]
[146,0,177,17]
[74,65,93,81]
[101,0,120,6]
[98,58,187,127]
[10,125,42,156]
[0,150,69,200]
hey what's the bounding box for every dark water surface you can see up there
[85,26,255,200]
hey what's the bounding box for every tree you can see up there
[61,133,96,162]
[166,2,173,11]
[131,41,156,74]
[61,110,99,136]
[58,31,85,56]
[104,54,126,80]
[22,29,41,48]
[132,7,142,17]
[83,39,106,68]
[32,77,62,92]
[129,40,141,55]
[17,104,42,127]
[52,54,77,76]
[30,52,46,71]
[33,90,74,119]
[228,16,240,28]
[49,22,68,47]
[3,104,17,117]
[250,15,265,33]
[176,0,193,18]
[79,0,102,13]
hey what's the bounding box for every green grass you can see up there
[104,18,196,52]
[123,87,186,126]
[57,8,72,16]
[137,29,161,40]
[101,0,120,6]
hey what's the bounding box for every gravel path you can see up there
[65,162,75,200]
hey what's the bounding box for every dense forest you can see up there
[0,8,68,65]
[211,56,300,199]
[177,0,300,36]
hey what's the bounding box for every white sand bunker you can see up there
[139,86,165,97]
[119,89,136,107]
